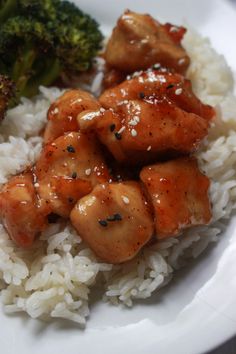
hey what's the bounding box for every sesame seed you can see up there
[117,126,126,134]
[175,88,183,95]
[100,107,105,113]
[153,63,161,70]
[147,145,152,151]
[34,183,39,187]
[85,168,91,176]
[178,58,185,65]
[53,107,59,114]
[122,195,130,204]
[129,116,140,126]
[170,26,178,32]
[131,129,137,137]
[132,70,143,78]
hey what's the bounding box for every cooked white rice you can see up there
[0,28,236,324]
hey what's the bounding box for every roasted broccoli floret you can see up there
[0,74,15,120]
[0,0,17,23]
[0,0,103,101]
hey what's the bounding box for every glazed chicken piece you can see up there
[44,89,101,143]
[140,157,212,239]
[100,69,215,121]
[70,182,154,263]
[105,10,190,75]
[35,132,110,217]
[102,67,126,89]
[78,70,213,164]
[0,172,49,247]
[79,101,209,164]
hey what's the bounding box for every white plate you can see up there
[1,1,236,353]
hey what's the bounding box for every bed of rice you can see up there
[0,28,236,325]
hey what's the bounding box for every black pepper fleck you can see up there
[167,84,175,89]
[68,197,74,203]
[107,213,122,222]
[71,172,77,179]
[47,213,60,224]
[47,151,53,157]
[114,132,122,140]
[114,213,122,221]
[139,92,145,99]
[66,145,75,153]
[110,124,116,132]
[98,219,108,227]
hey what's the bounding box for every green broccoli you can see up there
[0,74,15,120]
[0,0,17,23]
[0,0,103,102]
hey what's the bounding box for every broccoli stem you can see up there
[22,58,61,98]
[0,0,17,23]
[12,43,37,100]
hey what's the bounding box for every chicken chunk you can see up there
[0,172,49,247]
[44,89,101,143]
[70,182,154,263]
[78,69,214,164]
[140,157,212,239]
[105,10,190,75]
[103,67,126,89]
[35,132,110,217]
[100,69,215,121]
[79,101,209,164]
